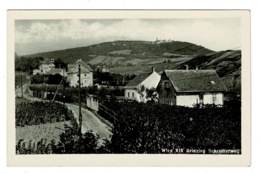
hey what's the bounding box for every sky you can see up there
[15,18,241,55]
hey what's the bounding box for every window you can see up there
[164,81,170,89]
[199,94,203,104]
[213,94,217,104]
[128,92,130,97]
[132,92,134,97]
[85,74,87,76]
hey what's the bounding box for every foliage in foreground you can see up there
[16,101,241,154]
[104,101,241,153]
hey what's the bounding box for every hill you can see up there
[24,40,213,64]
[175,50,241,94]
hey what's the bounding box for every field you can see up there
[109,57,191,74]
[16,121,71,145]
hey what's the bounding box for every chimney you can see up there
[152,67,155,73]
[185,65,189,70]
[196,66,198,70]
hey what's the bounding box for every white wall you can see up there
[81,72,93,87]
[39,63,55,74]
[176,95,199,107]
[124,89,142,102]
[203,93,223,105]
[69,72,93,87]
[176,93,224,107]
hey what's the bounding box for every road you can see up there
[65,103,112,146]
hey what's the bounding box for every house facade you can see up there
[33,58,55,75]
[67,59,93,87]
[124,67,161,102]
[39,59,55,74]
[157,70,227,107]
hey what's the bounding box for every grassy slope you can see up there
[23,40,213,64]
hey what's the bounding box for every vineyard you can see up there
[15,101,74,126]
[104,101,241,153]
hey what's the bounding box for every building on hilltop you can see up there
[124,67,161,102]
[67,59,93,87]
[157,69,227,107]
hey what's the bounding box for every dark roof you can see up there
[164,70,227,92]
[125,72,151,87]
[68,59,93,74]
[47,68,63,75]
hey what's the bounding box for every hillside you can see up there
[24,40,213,64]
[175,50,241,93]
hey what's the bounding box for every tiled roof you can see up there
[47,68,63,75]
[68,59,93,74]
[164,70,227,92]
[125,72,151,87]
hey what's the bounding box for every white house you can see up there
[157,70,227,107]
[124,67,161,102]
[67,59,93,87]
[33,58,55,75]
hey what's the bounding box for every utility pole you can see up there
[45,76,48,99]
[78,63,82,135]
[20,72,23,98]
[63,68,65,106]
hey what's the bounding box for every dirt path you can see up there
[65,103,112,146]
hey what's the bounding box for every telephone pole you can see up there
[20,72,23,98]
[78,64,82,135]
[63,68,65,106]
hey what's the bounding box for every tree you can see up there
[47,74,63,84]
[146,87,158,103]
[55,125,99,154]
[54,58,68,69]
[31,74,44,84]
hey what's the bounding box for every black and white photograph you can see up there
[7,10,250,166]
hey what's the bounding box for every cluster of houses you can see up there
[33,58,93,88]
[33,58,227,107]
[124,67,227,107]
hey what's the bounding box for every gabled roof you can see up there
[164,70,227,92]
[125,72,152,87]
[68,59,93,74]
